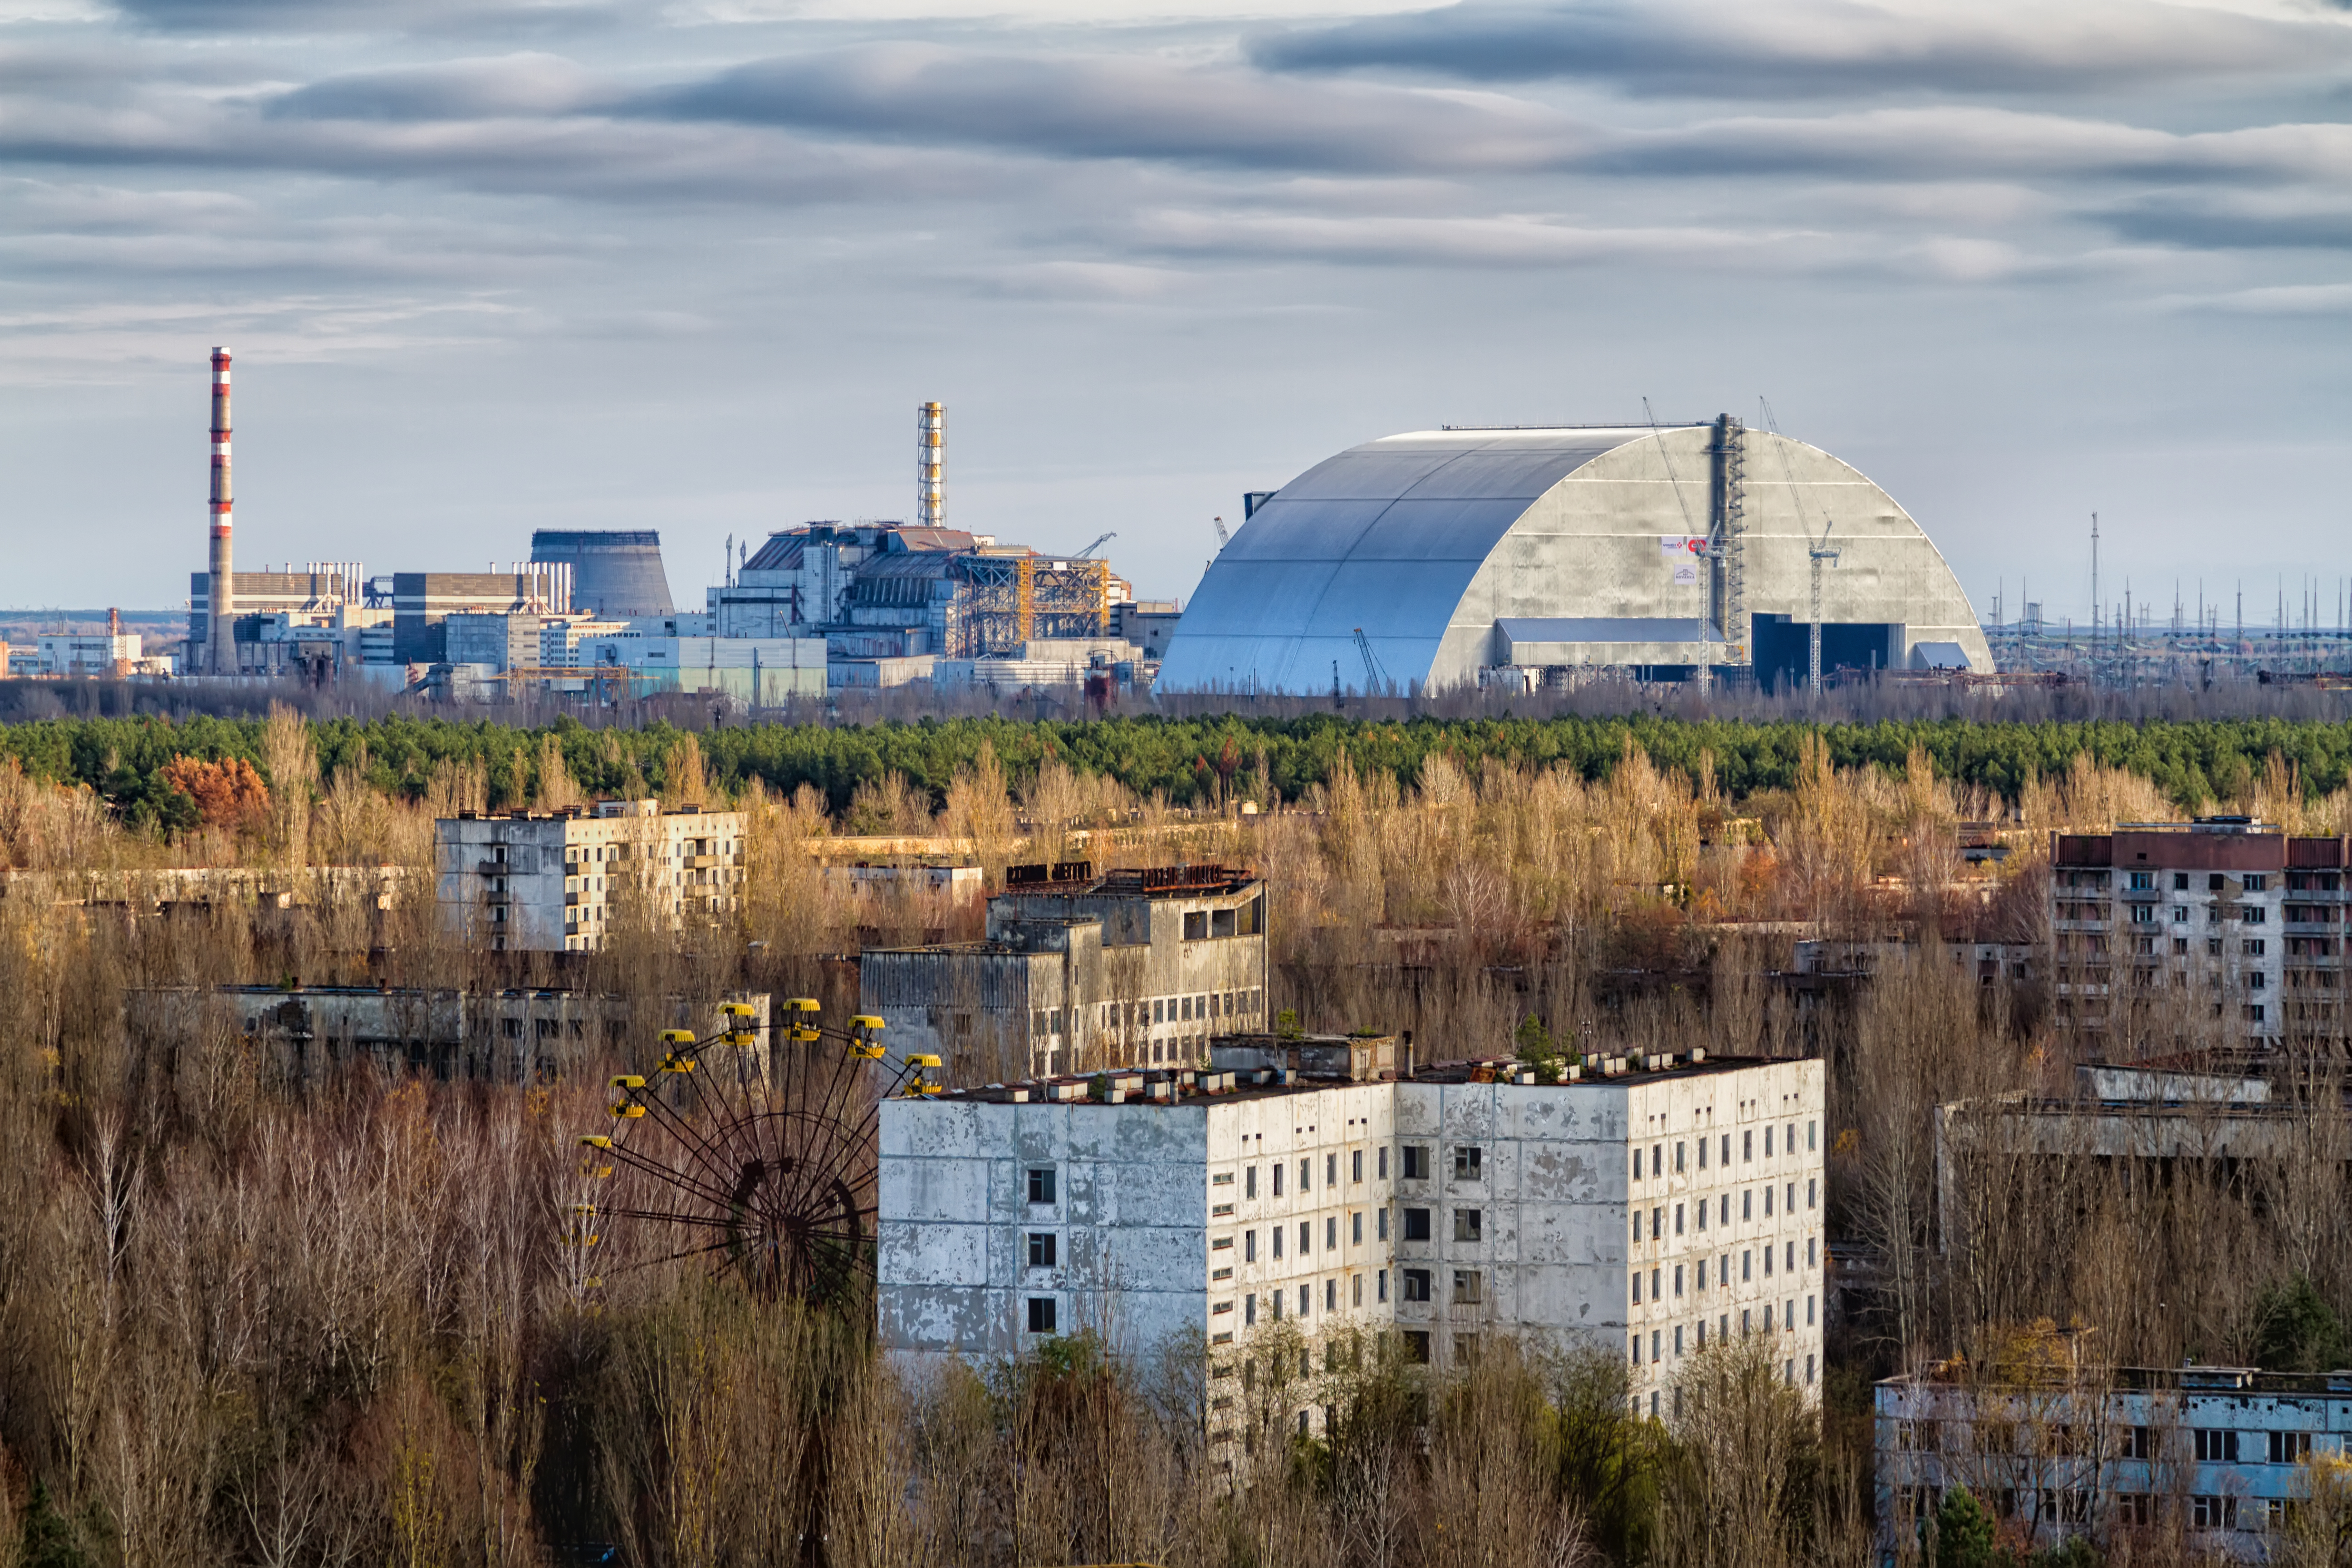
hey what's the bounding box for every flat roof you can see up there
[921,1051,1795,1107]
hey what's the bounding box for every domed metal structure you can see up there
[1159,420,1989,694]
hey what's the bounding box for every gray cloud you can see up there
[2102,191,2352,249]
[1252,0,2352,96]
[642,44,1594,172]
[112,0,631,39]
[1594,107,2352,186]
[267,54,619,120]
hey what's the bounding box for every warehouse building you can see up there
[435,799,746,952]
[860,863,1270,1083]
[877,1050,1825,1432]
[1160,420,1990,693]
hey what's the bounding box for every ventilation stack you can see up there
[917,402,944,528]
[207,347,234,675]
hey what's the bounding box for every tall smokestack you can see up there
[207,347,233,675]
[916,401,943,528]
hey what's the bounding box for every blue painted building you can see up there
[1877,1363,2352,1561]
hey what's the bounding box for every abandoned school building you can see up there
[877,1042,1825,1436]
[858,862,1271,1082]
[1877,1359,2352,1563]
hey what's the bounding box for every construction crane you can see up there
[1808,521,1839,695]
[1758,397,1841,696]
[1211,516,1230,550]
[1353,627,1389,695]
[1074,532,1117,559]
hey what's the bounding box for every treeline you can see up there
[10,712,2352,829]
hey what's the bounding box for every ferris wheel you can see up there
[566,1000,941,1304]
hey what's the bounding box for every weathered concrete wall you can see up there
[1392,1079,1630,1368]
[1209,1082,1397,1347]
[1619,1058,1828,1410]
[878,1098,1213,1363]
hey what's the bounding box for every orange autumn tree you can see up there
[162,755,271,832]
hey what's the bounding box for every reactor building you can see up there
[1157,419,1991,694]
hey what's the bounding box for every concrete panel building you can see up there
[129,984,766,1083]
[2051,818,2348,1046]
[877,1051,1824,1435]
[860,864,1270,1082]
[1160,421,1990,694]
[435,799,746,953]
[1878,1362,2352,1561]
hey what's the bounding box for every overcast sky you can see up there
[5,0,2351,626]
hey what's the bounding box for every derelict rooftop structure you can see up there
[1159,419,1991,694]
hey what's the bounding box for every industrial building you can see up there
[392,568,573,664]
[529,529,675,618]
[1877,1359,2352,1561]
[876,1049,1826,1430]
[709,523,1129,666]
[2049,819,2348,1046]
[434,799,747,953]
[860,863,1269,1083]
[6,629,159,678]
[1160,420,1990,694]
[157,366,1157,697]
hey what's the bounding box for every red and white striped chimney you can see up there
[207,347,233,674]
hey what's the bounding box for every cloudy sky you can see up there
[5,0,2351,625]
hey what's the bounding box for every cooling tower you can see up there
[529,530,675,618]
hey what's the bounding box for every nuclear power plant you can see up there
[1158,421,1990,696]
[63,348,2351,697]
[145,353,1162,698]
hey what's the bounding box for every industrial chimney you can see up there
[207,347,233,675]
[917,401,943,528]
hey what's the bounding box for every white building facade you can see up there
[878,1054,1824,1429]
[434,799,747,952]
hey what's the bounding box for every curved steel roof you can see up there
[1159,422,1992,692]
[1158,426,1664,694]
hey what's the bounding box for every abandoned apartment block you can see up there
[859,862,1269,1081]
[435,799,747,952]
[2050,818,2350,1044]
[877,1048,1824,1441]
[1877,1361,2352,1563]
